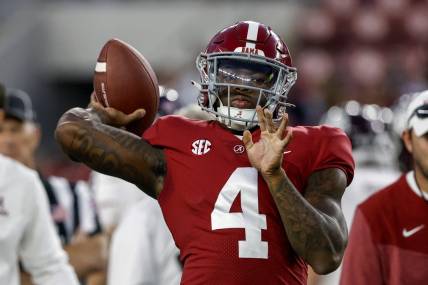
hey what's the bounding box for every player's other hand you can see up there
[89,92,146,128]
[242,106,292,178]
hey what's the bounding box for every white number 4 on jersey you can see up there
[211,167,268,259]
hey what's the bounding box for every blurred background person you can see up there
[0,82,79,285]
[0,88,107,284]
[106,179,182,285]
[340,90,428,284]
[90,172,145,234]
[309,101,401,285]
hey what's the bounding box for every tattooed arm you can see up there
[243,107,348,274]
[55,104,165,199]
[265,168,347,275]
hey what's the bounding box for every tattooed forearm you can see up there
[265,168,347,274]
[56,108,165,198]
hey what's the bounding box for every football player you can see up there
[55,21,354,284]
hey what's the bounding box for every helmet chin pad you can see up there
[216,106,258,131]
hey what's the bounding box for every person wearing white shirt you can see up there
[91,172,145,231]
[0,84,78,285]
[95,176,182,285]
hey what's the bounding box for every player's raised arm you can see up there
[55,98,165,199]
[243,107,349,274]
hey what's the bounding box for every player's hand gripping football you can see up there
[242,106,292,178]
[89,93,146,128]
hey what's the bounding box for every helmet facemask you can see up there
[194,52,297,131]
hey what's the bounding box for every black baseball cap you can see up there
[5,88,36,122]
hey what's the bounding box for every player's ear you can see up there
[401,129,413,154]
[0,110,4,124]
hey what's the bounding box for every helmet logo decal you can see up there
[191,139,212,155]
[233,46,265,56]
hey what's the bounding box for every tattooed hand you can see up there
[89,93,146,128]
[242,106,292,178]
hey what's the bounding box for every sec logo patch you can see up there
[192,139,212,155]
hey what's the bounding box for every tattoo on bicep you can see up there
[99,125,166,175]
[67,123,165,191]
[305,169,346,201]
[269,169,347,260]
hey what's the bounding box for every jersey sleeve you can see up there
[339,207,383,285]
[142,115,193,149]
[142,116,174,147]
[312,126,355,185]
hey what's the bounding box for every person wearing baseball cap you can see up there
[0,88,107,283]
[340,90,428,285]
[0,84,79,285]
[406,90,428,137]
[0,89,39,166]
[4,88,36,122]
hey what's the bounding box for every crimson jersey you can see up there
[340,172,428,285]
[143,116,354,285]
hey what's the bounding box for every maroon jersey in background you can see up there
[340,173,428,285]
[143,115,354,285]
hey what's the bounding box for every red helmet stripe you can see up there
[245,22,259,49]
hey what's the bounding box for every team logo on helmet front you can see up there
[233,47,265,56]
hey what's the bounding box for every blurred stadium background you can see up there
[0,0,427,180]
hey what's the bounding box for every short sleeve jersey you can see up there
[143,116,354,285]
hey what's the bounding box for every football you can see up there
[93,38,159,135]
